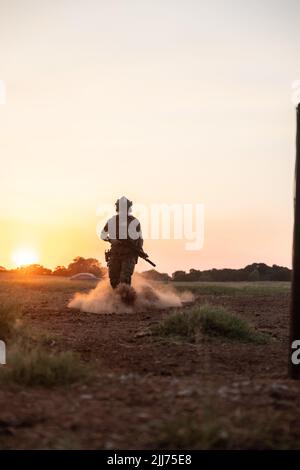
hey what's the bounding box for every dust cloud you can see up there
[68,274,194,314]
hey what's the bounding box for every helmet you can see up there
[115,196,133,212]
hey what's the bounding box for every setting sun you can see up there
[12,248,39,267]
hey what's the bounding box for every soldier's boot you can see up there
[115,283,137,305]
[110,278,119,289]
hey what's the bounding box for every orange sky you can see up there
[0,0,298,273]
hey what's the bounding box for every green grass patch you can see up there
[0,273,98,295]
[174,284,239,296]
[173,281,290,297]
[0,346,91,387]
[152,304,268,344]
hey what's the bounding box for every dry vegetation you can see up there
[152,304,269,344]
[0,275,93,388]
[1,347,90,387]
[0,273,298,449]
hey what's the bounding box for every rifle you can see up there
[104,237,156,267]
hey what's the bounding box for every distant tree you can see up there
[15,264,52,276]
[141,269,171,282]
[172,270,187,282]
[53,257,106,278]
[186,269,202,281]
[248,269,260,281]
[67,257,105,277]
[52,265,69,277]
[270,264,291,281]
[201,271,213,282]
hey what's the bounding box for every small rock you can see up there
[269,383,291,399]
[80,394,93,400]
[176,388,194,397]
[134,329,151,338]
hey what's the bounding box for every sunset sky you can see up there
[0,0,299,273]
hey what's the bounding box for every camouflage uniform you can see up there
[107,256,136,288]
[102,208,143,289]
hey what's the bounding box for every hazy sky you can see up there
[0,0,299,273]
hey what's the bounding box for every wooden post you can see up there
[290,104,300,379]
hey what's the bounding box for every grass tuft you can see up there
[154,410,300,450]
[199,305,267,343]
[0,346,91,387]
[152,304,268,344]
[155,414,227,450]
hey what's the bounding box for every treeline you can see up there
[0,260,291,282]
[2,257,106,278]
[171,263,291,282]
[140,263,291,282]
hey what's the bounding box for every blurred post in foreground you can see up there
[290,104,300,379]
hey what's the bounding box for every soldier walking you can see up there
[101,197,144,288]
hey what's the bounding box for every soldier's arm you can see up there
[136,221,143,249]
[100,221,109,241]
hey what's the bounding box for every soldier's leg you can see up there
[120,258,136,285]
[108,258,122,289]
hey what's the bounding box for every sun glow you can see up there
[12,249,39,267]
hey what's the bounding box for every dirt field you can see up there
[0,274,299,450]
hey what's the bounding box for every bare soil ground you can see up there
[0,275,299,449]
